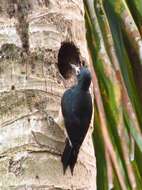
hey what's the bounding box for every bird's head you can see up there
[70,63,80,75]
[77,67,91,91]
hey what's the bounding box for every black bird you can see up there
[61,67,92,175]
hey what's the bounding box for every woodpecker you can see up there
[61,67,92,175]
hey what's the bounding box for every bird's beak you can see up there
[70,64,80,75]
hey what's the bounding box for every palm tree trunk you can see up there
[0,0,96,189]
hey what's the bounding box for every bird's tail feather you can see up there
[61,138,79,175]
[69,148,79,175]
[61,138,72,174]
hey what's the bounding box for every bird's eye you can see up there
[77,73,80,77]
[76,69,80,75]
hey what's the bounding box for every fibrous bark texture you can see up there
[0,0,96,189]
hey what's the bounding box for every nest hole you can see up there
[58,42,80,79]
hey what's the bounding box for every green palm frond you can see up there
[84,0,142,189]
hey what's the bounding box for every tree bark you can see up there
[0,0,96,189]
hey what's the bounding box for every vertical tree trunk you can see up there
[0,0,96,189]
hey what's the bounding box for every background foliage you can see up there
[84,0,142,189]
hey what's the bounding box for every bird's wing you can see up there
[61,88,80,145]
[61,89,93,146]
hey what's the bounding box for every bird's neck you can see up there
[78,80,91,91]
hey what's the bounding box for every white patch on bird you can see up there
[64,130,72,147]
[55,108,72,147]
[70,64,80,75]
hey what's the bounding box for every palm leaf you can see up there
[84,0,142,189]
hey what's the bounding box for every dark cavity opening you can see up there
[58,42,80,79]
